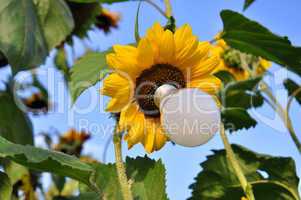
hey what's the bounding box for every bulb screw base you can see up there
[154,84,178,108]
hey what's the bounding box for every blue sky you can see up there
[14,0,301,199]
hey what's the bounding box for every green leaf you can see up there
[0,136,97,190]
[126,156,168,200]
[34,0,74,50]
[222,107,257,132]
[243,0,255,11]
[214,70,235,86]
[189,144,301,200]
[67,0,100,3]
[0,0,48,74]
[0,0,74,74]
[93,163,122,200]
[284,79,301,105]
[221,77,264,109]
[0,139,167,199]
[0,171,12,200]
[219,77,263,132]
[70,192,100,200]
[0,91,34,145]
[55,48,70,83]
[225,77,261,91]
[220,10,301,77]
[224,90,263,109]
[52,174,66,193]
[69,51,109,104]
[93,156,168,200]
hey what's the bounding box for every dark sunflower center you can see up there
[135,64,185,118]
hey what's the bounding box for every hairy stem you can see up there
[141,0,169,19]
[220,123,255,200]
[261,82,301,154]
[239,52,301,154]
[113,129,133,200]
[286,87,301,154]
[285,112,301,154]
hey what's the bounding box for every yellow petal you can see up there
[105,98,125,112]
[113,45,137,56]
[101,73,132,112]
[174,24,193,51]
[177,48,202,70]
[124,112,146,149]
[143,119,156,153]
[157,30,175,64]
[174,24,202,69]
[217,39,228,49]
[188,75,221,94]
[174,24,197,58]
[153,127,168,151]
[190,54,220,79]
[105,86,132,112]
[119,103,140,130]
[137,38,155,72]
[198,42,211,61]
[143,118,168,153]
[145,22,164,45]
[101,73,131,97]
[259,59,271,70]
[106,48,138,78]
[145,22,164,59]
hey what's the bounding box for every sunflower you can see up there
[213,35,271,81]
[54,129,90,156]
[102,23,221,153]
[23,92,49,115]
[95,9,120,33]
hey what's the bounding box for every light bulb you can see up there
[154,84,220,147]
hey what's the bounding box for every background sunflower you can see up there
[212,36,271,81]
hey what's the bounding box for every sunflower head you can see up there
[54,129,90,157]
[95,9,120,33]
[66,1,100,38]
[213,36,271,81]
[102,23,221,153]
[23,93,49,115]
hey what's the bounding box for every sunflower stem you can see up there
[113,127,133,200]
[163,0,173,17]
[220,123,256,200]
[141,0,169,19]
[261,82,301,154]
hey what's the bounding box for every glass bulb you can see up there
[155,85,220,147]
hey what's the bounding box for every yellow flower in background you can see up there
[212,34,271,81]
[102,23,221,153]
